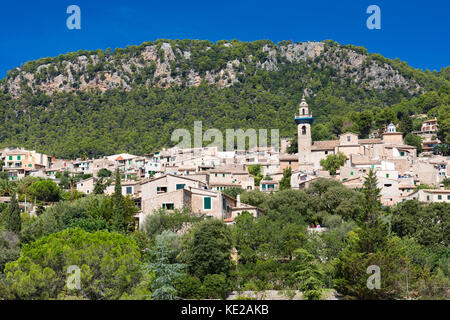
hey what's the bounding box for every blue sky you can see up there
[0,0,448,78]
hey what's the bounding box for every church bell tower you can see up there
[295,95,314,169]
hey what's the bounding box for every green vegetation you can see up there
[0,173,447,300]
[0,228,152,300]
[320,152,347,175]
[0,40,448,158]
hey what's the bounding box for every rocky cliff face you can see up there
[2,40,422,97]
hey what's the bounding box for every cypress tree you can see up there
[279,167,292,190]
[111,168,126,232]
[6,192,21,234]
[361,168,382,226]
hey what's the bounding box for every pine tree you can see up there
[111,168,126,232]
[93,177,106,194]
[6,192,21,234]
[361,168,382,225]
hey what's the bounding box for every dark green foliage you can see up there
[145,231,185,300]
[174,274,204,299]
[404,133,423,153]
[111,168,126,232]
[221,187,245,199]
[27,180,61,202]
[0,231,20,273]
[97,168,112,178]
[392,201,449,248]
[5,193,21,234]
[279,167,292,190]
[143,208,200,239]
[202,273,229,299]
[93,177,107,194]
[20,195,137,243]
[361,169,382,226]
[320,152,347,175]
[180,219,233,280]
[247,165,263,186]
[0,228,151,300]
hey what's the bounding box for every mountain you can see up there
[0,39,448,158]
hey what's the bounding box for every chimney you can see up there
[237,194,241,207]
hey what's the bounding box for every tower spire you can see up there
[295,94,314,170]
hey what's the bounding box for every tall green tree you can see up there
[111,168,126,232]
[279,167,292,190]
[361,169,381,225]
[145,231,185,300]
[180,219,233,280]
[5,193,21,234]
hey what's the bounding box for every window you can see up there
[126,186,132,194]
[17,156,21,160]
[400,151,405,156]
[447,195,450,200]
[203,197,211,210]
[162,203,174,210]
[8,156,12,160]
[325,151,328,155]
[438,195,442,200]
[427,195,430,201]
[215,173,218,177]
[350,172,354,176]
[176,184,185,190]
[288,161,291,165]
[262,184,266,190]
[157,186,167,193]
[222,173,225,177]
[386,174,389,178]
[347,136,351,142]
[302,126,306,135]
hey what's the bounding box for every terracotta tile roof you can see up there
[311,140,339,150]
[359,138,383,144]
[280,154,299,161]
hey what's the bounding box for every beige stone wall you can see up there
[190,190,226,219]
[140,189,187,225]
[311,150,333,170]
[209,172,234,185]
[412,162,439,186]
[410,190,450,203]
[336,145,362,158]
[339,133,358,146]
[76,178,95,195]
[280,159,299,172]
[382,133,403,144]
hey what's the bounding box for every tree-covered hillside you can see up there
[0,39,448,158]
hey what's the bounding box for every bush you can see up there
[0,228,152,300]
[202,273,229,299]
